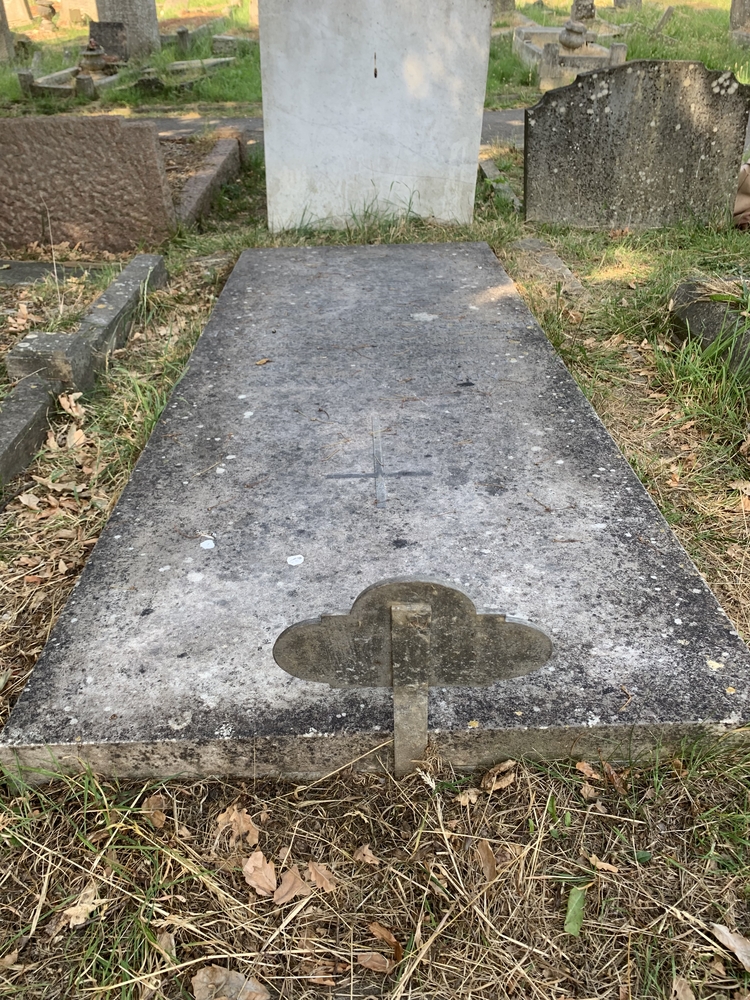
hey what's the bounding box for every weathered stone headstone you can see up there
[0,3,13,61]
[525,61,750,228]
[493,0,515,16]
[731,0,750,30]
[3,0,31,27]
[61,0,159,55]
[570,0,595,21]
[259,0,492,231]
[58,0,96,25]
[3,242,750,780]
[89,19,128,60]
[0,117,175,251]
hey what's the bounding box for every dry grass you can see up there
[1,748,749,999]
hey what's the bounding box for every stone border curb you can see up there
[177,137,243,225]
[0,254,167,487]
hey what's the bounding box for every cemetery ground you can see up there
[2,5,750,1000]
[2,155,750,996]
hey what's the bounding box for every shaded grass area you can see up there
[2,743,750,999]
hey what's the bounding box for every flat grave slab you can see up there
[2,242,750,779]
[0,260,103,286]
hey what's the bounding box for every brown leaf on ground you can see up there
[357,952,395,974]
[729,480,750,495]
[576,761,602,781]
[602,762,628,796]
[307,860,336,893]
[273,865,312,905]
[587,854,619,874]
[66,424,86,450]
[476,839,497,882]
[191,965,270,999]
[0,950,18,969]
[242,851,276,897]
[63,880,103,928]
[143,794,167,829]
[455,787,481,806]
[58,392,85,421]
[368,921,404,963]
[353,844,381,866]
[17,493,40,510]
[481,760,516,792]
[300,959,350,986]
[580,782,600,801]
[671,976,696,1000]
[255,358,271,365]
[216,805,260,847]
[711,923,750,972]
[156,929,176,962]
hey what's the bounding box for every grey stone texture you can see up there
[3,242,750,780]
[493,0,515,15]
[525,61,750,228]
[0,117,175,251]
[0,261,102,285]
[89,19,128,59]
[731,0,750,30]
[2,0,31,28]
[0,378,60,487]
[177,137,241,224]
[0,2,13,61]
[92,0,160,56]
[669,281,750,372]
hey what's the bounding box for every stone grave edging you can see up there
[176,136,244,225]
[0,253,167,488]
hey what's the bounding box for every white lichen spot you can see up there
[158,565,171,573]
[411,312,438,322]
[187,571,204,582]
[707,659,725,671]
[200,539,215,549]
[287,554,304,566]
[167,712,193,731]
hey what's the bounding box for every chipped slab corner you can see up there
[1,242,750,783]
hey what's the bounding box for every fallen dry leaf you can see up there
[59,392,85,421]
[357,952,395,974]
[575,761,602,781]
[455,787,481,806]
[671,976,696,1000]
[0,950,18,969]
[17,493,40,510]
[216,805,260,848]
[587,854,619,874]
[729,480,750,495]
[602,761,628,796]
[476,839,497,882]
[711,923,750,972]
[273,865,312,905]
[481,760,516,792]
[353,844,381,866]
[300,959,350,986]
[255,357,271,365]
[368,921,404,963]
[191,965,270,1000]
[63,880,103,928]
[307,860,336,893]
[242,851,276,897]
[156,929,176,962]
[580,782,600,801]
[143,794,167,830]
[66,424,86,450]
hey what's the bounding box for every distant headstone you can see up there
[0,117,175,250]
[525,61,750,228]
[89,19,128,60]
[3,0,31,27]
[58,0,96,24]
[61,0,159,55]
[0,3,13,61]
[493,0,515,16]
[260,0,492,231]
[570,0,595,21]
[731,0,750,29]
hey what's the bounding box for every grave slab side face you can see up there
[0,117,174,251]
[2,242,750,779]
[259,0,492,231]
[525,61,750,228]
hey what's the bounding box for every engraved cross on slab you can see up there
[325,416,432,505]
[273,580,553,777]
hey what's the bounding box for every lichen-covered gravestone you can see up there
[63,0,160,55]
[525,61,750,228]
[259,0,492,230]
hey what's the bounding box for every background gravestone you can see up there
[66,0,159,55]
[0,117,175,250]
[2,0,31,27]
[0,2,13,61]
[493,0,515,16]
[259,0,492,231]
[89,19,128,59]
[731,0,750,29]
[525,61,750,228]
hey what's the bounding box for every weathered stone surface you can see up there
[177,138,241,224]
[2,0,31,28]
[0,378,61,487]
[6,332,93,387]
[89,19,128,60]
[525,61,750,228]
[731,0,750,30]
[571,0,595,20]
[0,2,13,60]
[260,0,492,230]
[0,260,102,285]
[3,242,750,779]
[0,117,175,251]
[493,0,515,15]
[92,0,159,56]
[669,280,750,371]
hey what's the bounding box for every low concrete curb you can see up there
[177,137,242,225]
[0,254,167,487]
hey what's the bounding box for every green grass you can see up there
[485,36,540,107]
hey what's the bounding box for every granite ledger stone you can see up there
[2,243,749,780]
[525,61,750,228]
[0,117,175,251]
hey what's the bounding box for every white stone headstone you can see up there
[259,0,492,231]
